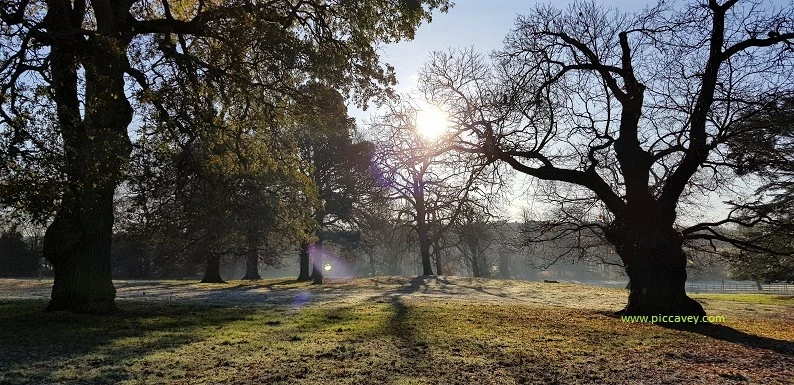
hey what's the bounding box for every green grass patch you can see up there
[691,293,794,306]
[1,291,793,385]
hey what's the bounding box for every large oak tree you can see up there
[420,0,794,317]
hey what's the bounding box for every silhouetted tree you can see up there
[724,98,794,283]
[420,1,794,316]
[372,98,494,276]
[453,205,498,277]
[292,84,379,284]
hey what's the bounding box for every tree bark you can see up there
[43,189,118,314]
[471,251,481,278]
[433,240,443,276]
[298,242,311,281]
[311,241,323,284]
[42,1,133,314]
[606,221,705,318]
[418,235,433,276]
[498,251,510,279]
[200,255,225,283]
[242,248,261,280]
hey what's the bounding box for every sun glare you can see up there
[416,104,449,140]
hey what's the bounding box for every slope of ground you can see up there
[0,277,792,384]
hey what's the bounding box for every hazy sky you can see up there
[352,0,766,223]
[353,0,654,117]
[352,1,655,220]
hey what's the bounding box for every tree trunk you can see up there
[298,242,311,281]
[414,182,434,276]
[43,2,133,314]
[498,251,510,279]
[242,248,261,280]
[201,255,225,283]
[433,240,443,276]
[607,223,706,318]
[311,241,323,284]
[43,189,118,314]
[471,251,481,278]
[419,235,433,276]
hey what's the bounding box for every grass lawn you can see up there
[0,277,792,384]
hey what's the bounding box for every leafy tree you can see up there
[419,1,794,316]
[0,227,39,277]
[292,84,379,284]
[372,98,493,276]
[724,98,794,283]
[120,90,317,283]
[727,226,794,283]
[0,0,450,313]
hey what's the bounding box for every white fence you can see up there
[685,282,793,294]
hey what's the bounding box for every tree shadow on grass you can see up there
[0,299,257,385]
[596,309,794,356]
[662,322,794,356]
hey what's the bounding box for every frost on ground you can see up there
[1,276,791,320]
[0,276,628,310]
[1,276,793,385]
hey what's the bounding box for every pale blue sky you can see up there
[351,0,654,122]
[353,0,655,220]
[354,0,786,223]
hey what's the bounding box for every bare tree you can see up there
[419,1,794,316]
[371,98,494,276]
[453,203,499,277]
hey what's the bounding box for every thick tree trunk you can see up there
[43,2,133,314]
[471,253,481,278]
[415,184,434,276]
[298,242,311,281]
[242,248,261,281]
[201,255,225,283]
[419,236,433,276]
[607,223,706,318]
[43,189,118,314]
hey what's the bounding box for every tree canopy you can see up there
[0,0,451,313]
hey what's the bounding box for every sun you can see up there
[415,104,449,140]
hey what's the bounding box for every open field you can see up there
[1,277,793,384]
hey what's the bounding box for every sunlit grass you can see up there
[1,279,792,384]
[691,293,794,306]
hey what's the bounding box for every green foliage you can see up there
[120,91,318,276]
[725,98,794,283]
[0,0,452,247]
[292,83,381,244]
[727,226,794,283]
